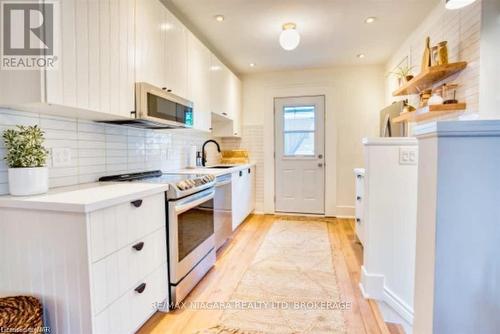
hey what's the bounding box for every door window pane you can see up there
[283,106,315,156]
[284,106,315,131]
[284,132,315,156]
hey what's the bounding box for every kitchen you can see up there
[0,0,499,333]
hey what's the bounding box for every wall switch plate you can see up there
[52,148,72,167]
[399,147,418,165]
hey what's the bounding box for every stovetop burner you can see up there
[99,170,216,199]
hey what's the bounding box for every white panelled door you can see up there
[275,96,325,214]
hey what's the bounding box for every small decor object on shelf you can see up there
[2,125,49,196]
[391,65,415,86]
[431,46,439,66]
[419,89,433,108]
[442,83,459,104]
[437,41,449,65]
[421,36,432,71]
[428,90,444,106]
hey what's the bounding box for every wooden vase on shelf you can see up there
[421,37,432,71]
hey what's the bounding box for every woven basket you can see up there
[0,296,43,332]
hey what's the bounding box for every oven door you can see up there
[168,188,215,284]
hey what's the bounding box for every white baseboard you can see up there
[335,205,355,218]
[383,286,414,325]
[360,267,414,329]
[360,266,385,299]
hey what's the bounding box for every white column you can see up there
[413,120,500,334]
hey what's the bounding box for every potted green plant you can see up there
[2,125,49,196]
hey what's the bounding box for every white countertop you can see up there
[166,163,256,176]
[0,182,169,213]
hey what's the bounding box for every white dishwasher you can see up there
[214,174,233,250]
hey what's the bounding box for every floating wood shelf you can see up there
[392,62,467,96]
[393,103,467,123]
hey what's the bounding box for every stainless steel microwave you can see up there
[100,82,193,129]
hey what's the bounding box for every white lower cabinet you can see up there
[231,166,256,230]
[93,263,168,334]
[354,168,365,245]
[0,191,168,334]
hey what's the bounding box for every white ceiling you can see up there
[165,0,440,74]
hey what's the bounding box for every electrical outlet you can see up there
[399,147,418,165]
[52,148,72,167]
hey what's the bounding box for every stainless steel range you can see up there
[99,170,216,307]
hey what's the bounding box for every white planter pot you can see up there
[8,167,49,196]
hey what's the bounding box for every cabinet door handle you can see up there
[356,218,361,223]
[132,242,144,251]
[222,112,228,116]
[248,168,251,174]
[134,283,146,294]
[357,175,362,179]
[131,199,143,208]
[239,171,243,177]
[356,196,361,201]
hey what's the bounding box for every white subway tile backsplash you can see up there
[77,120,105,133]
[0,109,214,195]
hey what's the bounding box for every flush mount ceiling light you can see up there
[365,17,376,24]
[357,53,366,59]
[279,23,300,51]
[215,15,224,22]
[445,0,477,10]
[249,63,256,67]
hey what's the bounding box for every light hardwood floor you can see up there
[138,214,391,334]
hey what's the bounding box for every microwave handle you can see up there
[174,189,215,215]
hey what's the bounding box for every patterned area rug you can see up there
[197,220,347,334]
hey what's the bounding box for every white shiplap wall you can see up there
[385,0,482,120]
[221,125,264,212]
[0,108,217,195]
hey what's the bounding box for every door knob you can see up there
[318,163,323,167]
[318,154,323,159]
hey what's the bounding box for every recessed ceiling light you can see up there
[249,63,256,67]
[365,17,376,24]
[210,65,221,71]
[357,54,365,59]
[215,15,224,22]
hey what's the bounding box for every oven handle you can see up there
[174,188,215,215]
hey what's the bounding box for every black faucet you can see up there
[201,139,221,166]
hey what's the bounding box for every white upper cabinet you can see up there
[211,67,242,137]
[0,0,136,119]
[135,0,167,89]
[135,0,189,99]
[188,32,212,132]
[164,10,188,99]
[210,55,231,118]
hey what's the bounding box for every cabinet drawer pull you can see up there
[131,199,143,208]
[222,112,228,116]
[132,242,144,251]
[134,283,146,294]
[356,196,361,201]
[239,171,243,177]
